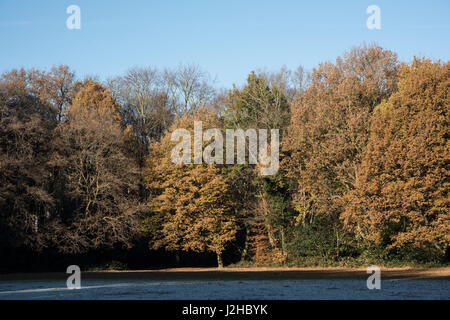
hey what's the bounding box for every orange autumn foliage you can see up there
[144,107,237,267]
[342,58,450,256]
[67,80,121,122]
[283,44,399,223]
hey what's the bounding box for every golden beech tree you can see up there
[342,59,450,259]
[68,80,121,122]
[283,44,399,224]
[144,107,237,268]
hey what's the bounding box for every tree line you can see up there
[0,44,448,271]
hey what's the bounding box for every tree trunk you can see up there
[268,228,276,248]
[280,228,287,258]
[217,252,223,269]
[241,227,250,260]
[335,226,340,260]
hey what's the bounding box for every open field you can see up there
[2,267,450,281]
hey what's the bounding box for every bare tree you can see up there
[163,64,216,116]
[257,65,309,102]
[114,67,162,121]
[106,67,174,166]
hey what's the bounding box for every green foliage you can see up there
[224,71,290,131]
[287,215,358,263]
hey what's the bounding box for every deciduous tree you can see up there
[342,58,450,260]
[144,108,237,267]
[0,70,57,251]
[49,81,142,254]
[283,44,399,222]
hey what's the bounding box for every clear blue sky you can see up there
[0,0,449,88]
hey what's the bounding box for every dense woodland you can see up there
[0,44,449,271]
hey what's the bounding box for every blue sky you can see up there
[0,0,449,88]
